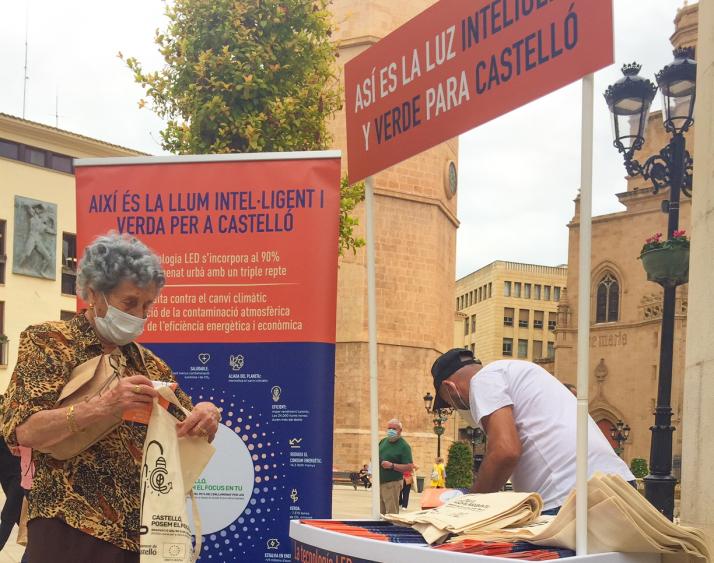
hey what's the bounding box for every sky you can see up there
[0,0,691,278]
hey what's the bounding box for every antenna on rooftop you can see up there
[22,5,29,119]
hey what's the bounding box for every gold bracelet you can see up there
[66,405,81,433]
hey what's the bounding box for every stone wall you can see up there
[328,0,460,476]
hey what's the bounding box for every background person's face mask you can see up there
[94,294,146,345]
[386,428,399,441]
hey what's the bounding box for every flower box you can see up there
[639,231,690,287]
[640,245,689,286]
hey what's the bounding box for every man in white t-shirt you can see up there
[431,348,634,512]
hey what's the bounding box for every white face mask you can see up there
[94,293,146,346]
[444,384,479,428]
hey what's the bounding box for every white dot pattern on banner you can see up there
[189,385,287,561]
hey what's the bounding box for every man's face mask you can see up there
[444,384,479,428]
[443,383,469,410]
[386,428,399,441]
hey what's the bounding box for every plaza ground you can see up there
[0,484,421,561]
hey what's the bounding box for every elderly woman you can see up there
[0,233,220,563]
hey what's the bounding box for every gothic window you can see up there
[596,273,620,323]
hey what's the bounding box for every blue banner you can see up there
[146,342,335,562]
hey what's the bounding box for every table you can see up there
[289,520,662,563]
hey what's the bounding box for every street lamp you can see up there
[423,392,452,458]
[610,419,631,457]
[604,47,696,520]
[464,426,486,473]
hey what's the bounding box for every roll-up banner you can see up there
[75,152,341,562]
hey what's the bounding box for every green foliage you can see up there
[630,457,649,479]
[445,441,473,489]
[124,0,341,154]
[123,0,364,254]
[338,176,365,256]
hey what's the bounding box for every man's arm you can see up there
[380,460,414,473]
[471,406,521,493]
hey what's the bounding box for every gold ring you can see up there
[133,385,141,394]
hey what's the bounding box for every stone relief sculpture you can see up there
[12,196,57,280]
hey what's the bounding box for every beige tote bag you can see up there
[44,351,126,460]
[140,387,215,563]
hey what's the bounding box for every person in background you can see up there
[430,349,634,515]
[430,456,446,488]
[358,464,372,489]
[1,232,221,563]
[399,463,418,509]
[378,418,414,514]
[564,383,577,396]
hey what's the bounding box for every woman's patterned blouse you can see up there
[0,314,193,552]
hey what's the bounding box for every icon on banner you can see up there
[271,386,282,402]
[198,353,210,365]
[266,538,280,550]
[290,488,299,503]
[229,354,245,371]
[288,438,302,448]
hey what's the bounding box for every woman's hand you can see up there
[176,401,221,442]
[97,374,157,419]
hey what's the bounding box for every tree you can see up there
[445,441,473,489]
[339,177,365,256]
[630,457,649,479]
[123,0,364,254]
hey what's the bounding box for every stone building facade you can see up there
[554,3,698,476]
[328,0,460,474]
[454,261,567,367]
[0,113,141,381]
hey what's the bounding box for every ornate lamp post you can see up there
[464,426,486,473]
[610,419,631,457]
[604,47,696,520]
[423,392,452,458]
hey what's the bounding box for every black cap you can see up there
[430,348,480,409]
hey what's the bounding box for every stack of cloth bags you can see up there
[527,473,711,561]
[384,491,543,545]
[385,474,710,561]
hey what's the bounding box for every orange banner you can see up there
[75,155,341,344]
[345,0,613,182]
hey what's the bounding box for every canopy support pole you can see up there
[365,175,381,518]
[575,73,595,556]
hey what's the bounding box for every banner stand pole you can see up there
[576,73,595,556]
[365,175,381,518]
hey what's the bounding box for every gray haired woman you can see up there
[1,232,220,563]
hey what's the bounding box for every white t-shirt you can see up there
[469,360,634,510]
